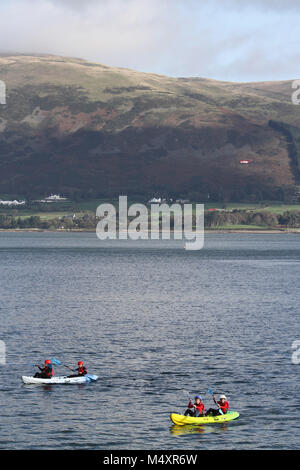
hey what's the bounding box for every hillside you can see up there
[0,54,300,201]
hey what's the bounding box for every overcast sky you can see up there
[0,0,299,82]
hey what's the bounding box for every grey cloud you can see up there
[198,0,300,11]
[0,0,299,82]
[52,0,300,9]
[48,0,104,9]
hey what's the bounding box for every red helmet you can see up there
[78,361,83,366]
[45,359,51,365]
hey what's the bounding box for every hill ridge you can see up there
[0,54,299,201]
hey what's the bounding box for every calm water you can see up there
[0,232,299,450]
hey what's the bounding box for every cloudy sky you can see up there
[0,0,299,81]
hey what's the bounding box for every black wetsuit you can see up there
[34,365,53,379]
[67,366,87,378]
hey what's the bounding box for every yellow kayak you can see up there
[170,411,240,426]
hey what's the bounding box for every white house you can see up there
[34,194,68,203]
[0,199,25,206]
[148,197,162,204]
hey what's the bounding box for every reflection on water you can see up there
[171,424,221,436]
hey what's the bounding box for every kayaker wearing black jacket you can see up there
[34,359,53,379]
[67,361,87,377]
[76,361,87,376]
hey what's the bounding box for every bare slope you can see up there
[0,54,299,200]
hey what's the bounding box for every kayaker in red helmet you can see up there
[34,359,53,379]
[184,395,205,417]
[76,361,87,376]
[67,361,87,377]
[206,394,229,416]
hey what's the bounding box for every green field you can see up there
[1,200,300,220]
[207,224,270,230]
[204,203,300,214]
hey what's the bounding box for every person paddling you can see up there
[76,361,87,376]
[206,394,229,416]
[34,359,53,379]
[184,394,205,417]
[67,361,87,377]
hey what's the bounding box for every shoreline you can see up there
[0,228,299,234]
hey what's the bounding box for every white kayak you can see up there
[22,374,98,385]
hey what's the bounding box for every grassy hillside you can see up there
[0,54,300,201]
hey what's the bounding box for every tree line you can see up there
[0,214,96,230]
[205,210,300,228]
[1,210,300,229]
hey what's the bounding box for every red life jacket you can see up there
[218,400,229,414]
[189,401,205,415]
[44,366,53,377]
[78,366,86,375]
[195,402,205,415]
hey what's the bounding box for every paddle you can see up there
[209,388,223,415]
[183,390,193,403]
[51,358,97,381]
[30,359,60,367]
[30,362,51,368]
[86,374,98,382]
[51,358,62,366]
[51,357,73,371]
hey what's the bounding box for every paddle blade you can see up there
[208,388,213,395]
[86,374,98,382]
[51,358,62,365]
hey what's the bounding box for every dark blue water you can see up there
[0,232,299,449]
